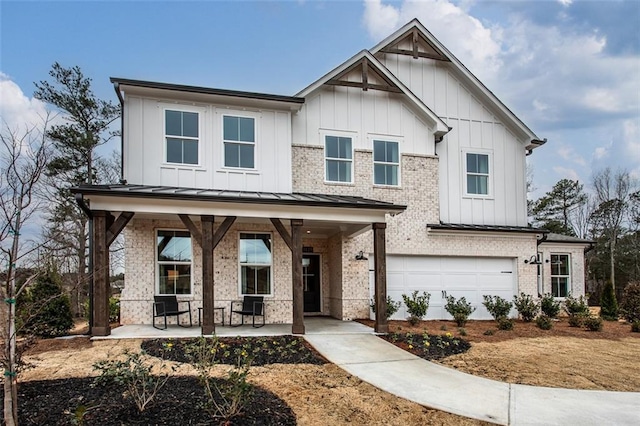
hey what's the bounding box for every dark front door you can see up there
[303,254,321,312]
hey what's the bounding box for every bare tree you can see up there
[0,118,50,426]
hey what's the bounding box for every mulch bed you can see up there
[381,331,471,360]
[142,335,327,366]
[18,376,296,426]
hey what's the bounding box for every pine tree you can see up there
[600,281,619,321]
[532,179,587,235]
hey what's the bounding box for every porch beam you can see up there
[201,215,215,335]
[291,219,304,334]
[178,214,202,248]
[270,218,292,251]
[213,216,236,249]
[91,210,111,336]
[106,211,134,246]
[373,222,388,334]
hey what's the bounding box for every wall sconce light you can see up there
[355,251,368,261]
[524,255,542,265]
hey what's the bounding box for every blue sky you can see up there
[1,0,639,199]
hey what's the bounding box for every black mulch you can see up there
[141,335,327,366]
[18,376,296,426]
[381,332,471,360]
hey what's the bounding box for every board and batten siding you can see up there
[123,95,293,193]
[376,52,529,226]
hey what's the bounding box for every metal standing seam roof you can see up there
[427,222,547,234]
[543,233,594,244]
[72,184,407,211]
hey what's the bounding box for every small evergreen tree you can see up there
[600,281,619,321]
[620,282,640,322]
[20,269,74,337]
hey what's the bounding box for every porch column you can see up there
[201,215,215,335]
[373,222,388,334]
[291,219,304,334]
[91,210,110,336]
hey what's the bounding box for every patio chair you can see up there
[230,296,265,328]
[153,295,192,330]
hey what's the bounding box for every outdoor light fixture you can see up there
[355,251,368,261]
[524,255,542,265]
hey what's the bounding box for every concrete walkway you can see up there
[304,333,640,426]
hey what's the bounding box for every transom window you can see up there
[239,233,272,295]
[157,230,192,295]
[466,153,489,195]
[165,110,199,165]
[373,140,399,186]
[551,254,570,298]
[325,135,352,183]
[224,115,255,168]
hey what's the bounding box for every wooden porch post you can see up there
[373,222,388,334]
[201,215,215,335]
[291,219,304,334]
[91,211,110,336]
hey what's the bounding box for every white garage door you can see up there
[370,256,517,320]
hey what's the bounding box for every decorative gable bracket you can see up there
[326,57,402,93]
[379,28,450,62]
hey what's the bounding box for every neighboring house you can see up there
[74,19,591,336]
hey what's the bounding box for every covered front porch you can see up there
[73,184,406,337]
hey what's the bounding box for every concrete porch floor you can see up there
[93,317,374,340]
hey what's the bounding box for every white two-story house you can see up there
[74,20,591,336]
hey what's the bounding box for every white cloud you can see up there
[553,166,580,181]
[0,72,49,132]
[557,145,586,166]
[623,119,640,161]
[593,145,609,160]
[558,0,573,6]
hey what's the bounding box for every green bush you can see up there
[482,295,512,320]
[584,315,603,332]
[109,297,121,323]
[536,314,553,330]
[564,293,590,316]
[631,320,640,333]
[567,313,586,328]
[370,296,401,320]
[402,291,430,325]
[540,293,561,318]
[19,269,73,338]
[513,293,538,322]
[600,281,619,321]
[444,295,476,326]
[620,282,640,323]
[497,318,514,330]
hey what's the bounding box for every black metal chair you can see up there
[153,295,192,330]
[230,296,265,328]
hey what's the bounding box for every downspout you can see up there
[75,193,94,333]
[112,82,125,184]
[536,232,548,297]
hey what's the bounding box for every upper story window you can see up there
[551,254,570,298]
[224,115,255,168]
[239,233,272,295]
[157,230,192,295]
[373,140,400,186]
[325,135,353,183]
[465,152,490,196]
[165,110,199,165]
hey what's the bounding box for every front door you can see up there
[303,254,321,312]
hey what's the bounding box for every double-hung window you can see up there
[466,152,490,195]
[239,233,272,295]
[157,230,192,295]
[325,135,352,183]
[224,115,255,168]
[165,110,199,165]
[551,254,570,298]
[373,140,400,186]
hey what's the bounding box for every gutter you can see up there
[112,82,125,184]
[75,193,92,219]
[526,138,547,156]
[536,232,548,246]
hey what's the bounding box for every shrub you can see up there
[93,350,173,412]
[483,329,495,336]
[513,293,538,322]
[620,282,640,323]
[631,321,640,333]
[584,315,603,332]
[19,269,74,338]
[482,295,512,320]
[600,281,619,321]
[497,318,514,330]
[370,296,401,320]
[563,293,590,316]
[109,297,121,323]
[568,313,586,328]
[402,291,430,325]
[458,328,467,336]
[540,293,561,318]
[444,295,476,326]
[536,315,553,330]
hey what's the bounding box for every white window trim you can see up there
[238,231,274,297]
[462,149,493,198]
[321,129,356,184]
[371,137,402,187]
[222,113,258,171]
[162,106,203,168]
[550,253,571,298]
[155,228,194,296]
